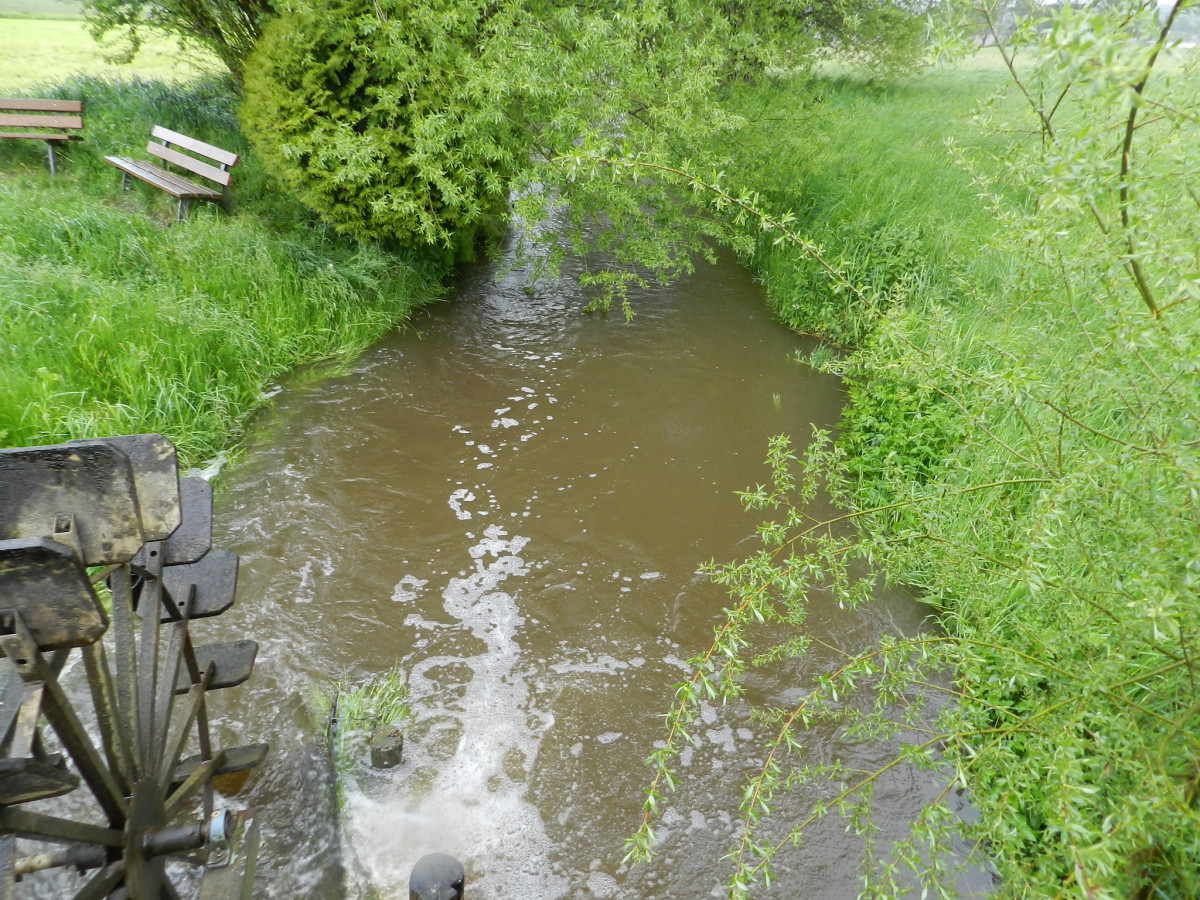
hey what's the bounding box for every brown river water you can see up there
[197,236,976,898]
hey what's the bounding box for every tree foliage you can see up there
[239,0,927,266]
[629,1,1200,896]
[81,0,269,82]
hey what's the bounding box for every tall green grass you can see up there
[720,54,1019,346]
[715,55,1027,504]
[698,45,1200,897]
[1,77,446,464]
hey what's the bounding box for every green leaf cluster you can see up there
[239,0,927,262]
[241,0,525,253]
[631,2,1200,896]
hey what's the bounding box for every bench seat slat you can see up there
[0,132,80,142]
[104,124,237,217]
[104,156,223,200]
[0,98,82,113]
[146,142,233,188]
[150,125,239,168]
[0,113,83,130]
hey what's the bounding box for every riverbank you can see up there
[714,48,1200,897]
[0,76,446,464]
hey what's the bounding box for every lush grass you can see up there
[717,54,1028,502]
[720,52,1019,347]
[1,76,446,464]
[707,44,1200,898]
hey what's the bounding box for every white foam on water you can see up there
[340,524,567,898]
[391,574,428,603]
[292,555,334,605]
[448,488,475,520]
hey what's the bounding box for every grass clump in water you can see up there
[307,665,411,798]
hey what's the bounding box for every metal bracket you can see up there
[198,809,259,899]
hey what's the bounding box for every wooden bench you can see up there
[0,99,84,177]
[105,125,239,220]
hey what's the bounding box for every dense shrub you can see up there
[241,0,928,260]
[241,0,524,252]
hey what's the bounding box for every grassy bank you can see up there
[723,54,1017,347]
[1,76,446,464]
[702,46,1200,897]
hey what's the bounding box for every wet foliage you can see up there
[630,2,1200,896]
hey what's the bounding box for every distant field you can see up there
[0,18,217,90]
[0,0,81,18]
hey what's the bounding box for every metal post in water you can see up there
[409,853,465,900]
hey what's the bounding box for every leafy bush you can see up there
[241,0,928,264]
[241,0,525,252]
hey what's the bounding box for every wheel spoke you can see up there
[82,642,135,796]
[163,752,223,821]
[135,548,166,776]
[73,861,126,900]
[0,807,123,847]
[160,679,209,794]
[33,660,126,827]
[149,623,184,783]
[107,567,144,783]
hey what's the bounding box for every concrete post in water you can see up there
[409,853,465,900]
[369,723,404,769]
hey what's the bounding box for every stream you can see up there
[200,234,963,898]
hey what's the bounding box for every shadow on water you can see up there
[199,231,981,898]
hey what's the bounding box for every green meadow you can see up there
[0,0,80,17]
[0,17,217,90]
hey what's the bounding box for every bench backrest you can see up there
[147,125,239,188]
[0,99,83,132]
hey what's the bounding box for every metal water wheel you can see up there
[0,435,267,898]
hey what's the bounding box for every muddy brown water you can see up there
[199,237,969,898]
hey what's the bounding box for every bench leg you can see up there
[45,142,56,178]
[177,197,189,221]
[119,171,128,193]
